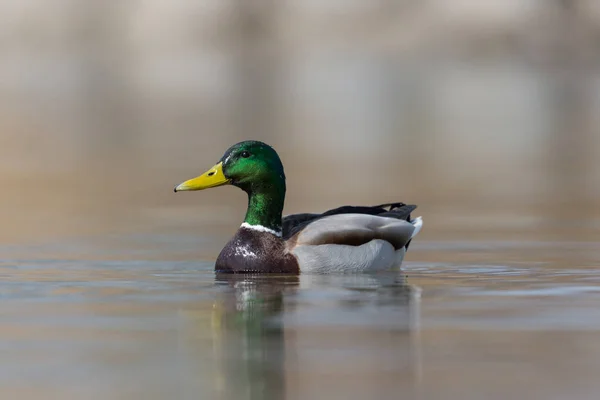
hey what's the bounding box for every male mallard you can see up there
[174,140,422,273]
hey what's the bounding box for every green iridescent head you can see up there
[174,141,287,231]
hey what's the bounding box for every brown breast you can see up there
[215,228,300,273]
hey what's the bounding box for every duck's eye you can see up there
[240,151,251,158]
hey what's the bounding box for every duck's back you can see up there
[282,203,416,240]
[284,203,422,273]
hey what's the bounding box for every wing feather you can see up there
[283,203,416,240]
[291,214,417,250]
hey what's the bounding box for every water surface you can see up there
[2,237,600,400]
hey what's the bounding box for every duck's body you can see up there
[175,141,422,274]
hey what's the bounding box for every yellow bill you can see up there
[174,162,230,192]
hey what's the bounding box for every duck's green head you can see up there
[174,140,285,194]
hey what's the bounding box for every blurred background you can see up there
[2,2,600,400]
[1,0,599,245]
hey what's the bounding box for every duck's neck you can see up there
[242,182,285,236]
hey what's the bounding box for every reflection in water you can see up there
[286,273,422,399]
[203,273,421,400]
[211,274,298,400]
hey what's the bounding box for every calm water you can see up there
[1,237,600,400]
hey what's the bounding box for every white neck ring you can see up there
[240,222,282,237]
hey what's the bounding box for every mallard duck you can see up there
[174,140,422,273]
